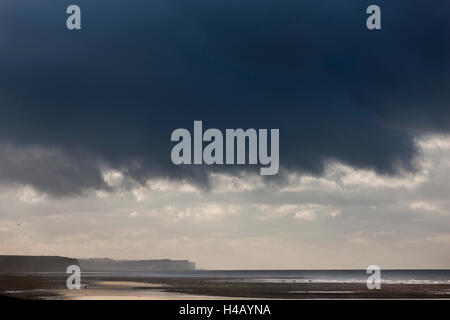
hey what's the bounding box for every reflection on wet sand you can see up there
[55,280,251,300]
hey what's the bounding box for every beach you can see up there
[1,273,450,300]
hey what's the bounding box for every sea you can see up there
[82,269,450,285]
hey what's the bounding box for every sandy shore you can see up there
[53,280,251,300]
[1,274,450,300]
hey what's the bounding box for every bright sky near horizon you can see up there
[1,135,449,269]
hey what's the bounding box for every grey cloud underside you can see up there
[0,144,108,196]
[0,0,449,195]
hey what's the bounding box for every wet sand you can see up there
[53,280,251,300]
[1,274,450,300]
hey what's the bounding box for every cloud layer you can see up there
[1,135,450,268]
[0,1,449,195]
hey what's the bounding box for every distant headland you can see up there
[0,255,78,273]
[0,255,195,273]
[79,258,195,272]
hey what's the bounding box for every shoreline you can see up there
[1,274,450,300]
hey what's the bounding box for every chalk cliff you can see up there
[80,258,195,272]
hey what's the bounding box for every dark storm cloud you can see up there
[0,0,449,195]
[0,144,107,196]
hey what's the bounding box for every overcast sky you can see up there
[0,0,449,269]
